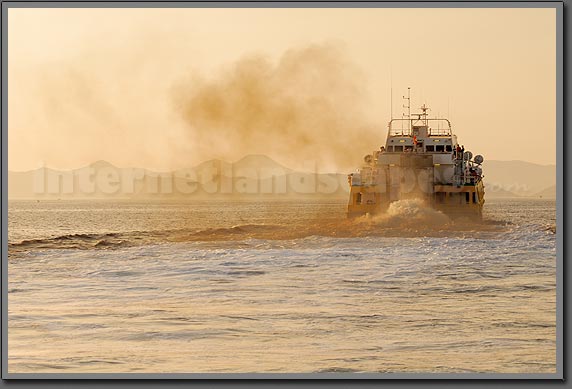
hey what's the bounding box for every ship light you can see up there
[399,140,405,143]
[433,139,440,142]
[434,163,441,166]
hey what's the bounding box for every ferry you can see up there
[347,91,485,219]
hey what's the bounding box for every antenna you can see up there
[447,97,450,119]
[402,87,411,133]
[420,104,430,126]
[390,66,393,120]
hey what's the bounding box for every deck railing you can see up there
[388,118,452,136]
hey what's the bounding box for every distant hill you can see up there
[531,185,556,199]
[483,160,555,197]
[483,186,522,199]
[233,154,292,173]
[8,156,348,200]
[8,156,556,200]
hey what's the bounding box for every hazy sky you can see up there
[8,7,556,172]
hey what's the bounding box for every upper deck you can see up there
[383,106,457,154]
[388,118,452,137]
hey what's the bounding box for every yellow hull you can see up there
[347,180,485,220]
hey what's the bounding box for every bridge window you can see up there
[436,145,444,152]
[394,145,403,152]
[446,145,452,152]
[426,145,434,152]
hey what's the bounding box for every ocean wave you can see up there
[8,223,508,255]
[9,199,539,255]
[9,232,130,253]
[181,224,283,240]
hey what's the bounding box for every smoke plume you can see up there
[11,28,382,173]
[172,44,380,172]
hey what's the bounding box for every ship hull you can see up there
[347,180,485,220]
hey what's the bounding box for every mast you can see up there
[420,103,429,126]
[390,66,393,120]
[403,87,411,134]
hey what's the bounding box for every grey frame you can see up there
[1,0,564,381]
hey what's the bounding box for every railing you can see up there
[428,128,451,136]
[388,118,452,136]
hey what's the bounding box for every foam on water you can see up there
[356,198,451,228]
[9,199,513,256]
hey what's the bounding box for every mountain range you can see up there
[8,155,556,200]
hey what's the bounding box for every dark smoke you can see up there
[172,44,381,172]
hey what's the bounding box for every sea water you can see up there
[7,198,556,373]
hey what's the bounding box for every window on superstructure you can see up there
[394,145,403,152]
[446,145,452,152]
[426,145,434,152]
[436,145,444,152]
